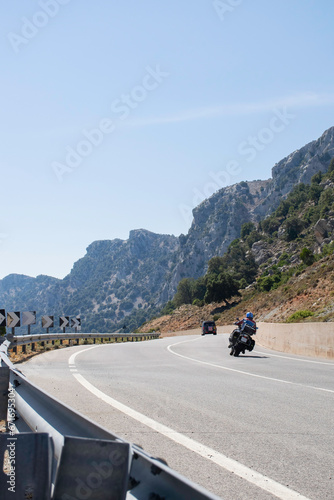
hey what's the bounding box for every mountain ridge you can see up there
[1,126,334,333]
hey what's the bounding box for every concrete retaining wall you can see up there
[256,322,334,360]
[161,324,334,360]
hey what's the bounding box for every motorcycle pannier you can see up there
[242,319,256,335]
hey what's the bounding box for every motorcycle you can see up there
[228,318,257,357]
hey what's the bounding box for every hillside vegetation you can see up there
[138,161,334,333]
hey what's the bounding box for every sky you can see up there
[1,0,334,280]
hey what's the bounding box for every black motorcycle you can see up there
[228,319,256,357]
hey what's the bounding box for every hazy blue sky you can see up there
[1,0,334,279]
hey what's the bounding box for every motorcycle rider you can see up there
[228,312,256,347]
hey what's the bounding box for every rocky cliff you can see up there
[1,126,334,332]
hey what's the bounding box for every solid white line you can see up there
[219,333,334,366]
[167,339,334,394]
[68,346,311,499]
[253,349,334,366]
[72,371,310,500]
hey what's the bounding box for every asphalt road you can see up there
[20,332,334,500]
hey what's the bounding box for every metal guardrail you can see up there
[1,331,160,347]
[0,337,221,499]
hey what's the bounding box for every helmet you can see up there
[246,312,253,319]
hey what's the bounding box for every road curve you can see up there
[20,333,334,500]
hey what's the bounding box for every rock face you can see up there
[254,126,334,219]
[1,127,334,332]
[314,218,334,246]
[169,179,270,290]
[251,241,273,265]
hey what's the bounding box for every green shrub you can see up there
[300,247,315,266]
[239,278,248,289]
[277,252,290,267]
[241,222,255,238]
[160,300,176,315]
[256,273,281,292]
[311,171,322,184]
[286,310,314,323]
[284,217,304,241]
[322,242,334,256]
[192,298,204,307]
[328,158,334,173]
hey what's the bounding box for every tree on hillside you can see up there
[211,243,258,285]
[191,276,207,302]
[207,256,225,276]
[241,222,255,238]
[204,272,240,305]
[311,171,323,184]
[300,247,315,266]
[284,217,304,241]
[328,158,334,173]
[174,278,195,307]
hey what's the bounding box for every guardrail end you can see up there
[53,436,130,500]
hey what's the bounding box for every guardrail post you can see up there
[41,341,45,348]
[22,344,26,354]
[60,339,63,345]
[31,342,35,351]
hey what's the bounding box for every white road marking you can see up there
[68,345,100,365]
[254,349,334,366]
[167,338,334,394]
[68,345,311,500]
[218,332,334,366]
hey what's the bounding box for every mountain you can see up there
[166,126,334,290]
[138,161,334,332]
[1,126,334,333]
[0,231,179,333]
